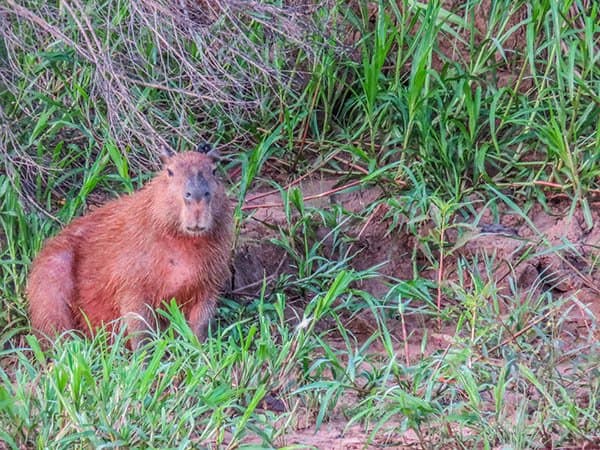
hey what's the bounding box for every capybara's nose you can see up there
[185,189,210,202]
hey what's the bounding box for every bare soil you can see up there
[234,179,600,328]
[232,179,600,448]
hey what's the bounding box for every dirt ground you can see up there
[234,178,600,327]
[231,179,600,448]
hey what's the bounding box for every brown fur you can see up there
[27,150,233,348]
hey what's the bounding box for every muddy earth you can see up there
[234,179,600,328]
[229,179,599,448]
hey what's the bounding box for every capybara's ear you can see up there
[197,143,212,153]
[160,145,176,164]
[197,143,221,162]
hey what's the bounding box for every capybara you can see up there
[27,144,233,348]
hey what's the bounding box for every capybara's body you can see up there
[27,148,232,347]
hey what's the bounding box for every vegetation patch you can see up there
[1,0,599,448]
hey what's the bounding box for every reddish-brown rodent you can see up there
[27,145,233,348]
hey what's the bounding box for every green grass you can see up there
[1,0,599,448]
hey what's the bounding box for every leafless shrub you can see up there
[0,0,324,177]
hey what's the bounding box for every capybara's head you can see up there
[160,144,225,237]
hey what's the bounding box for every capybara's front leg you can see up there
[187,296,217,341]
[120,296,154,350]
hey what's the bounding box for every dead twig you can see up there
[503,180,600,198]
[242,179,363,211]
[478,306,559,360]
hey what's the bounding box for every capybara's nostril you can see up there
[184,187,210,202]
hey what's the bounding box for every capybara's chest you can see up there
[76,235,207,306]
[154,244,205,301]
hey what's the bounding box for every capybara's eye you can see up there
[212,167,217,176]
[167,168,174,177]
